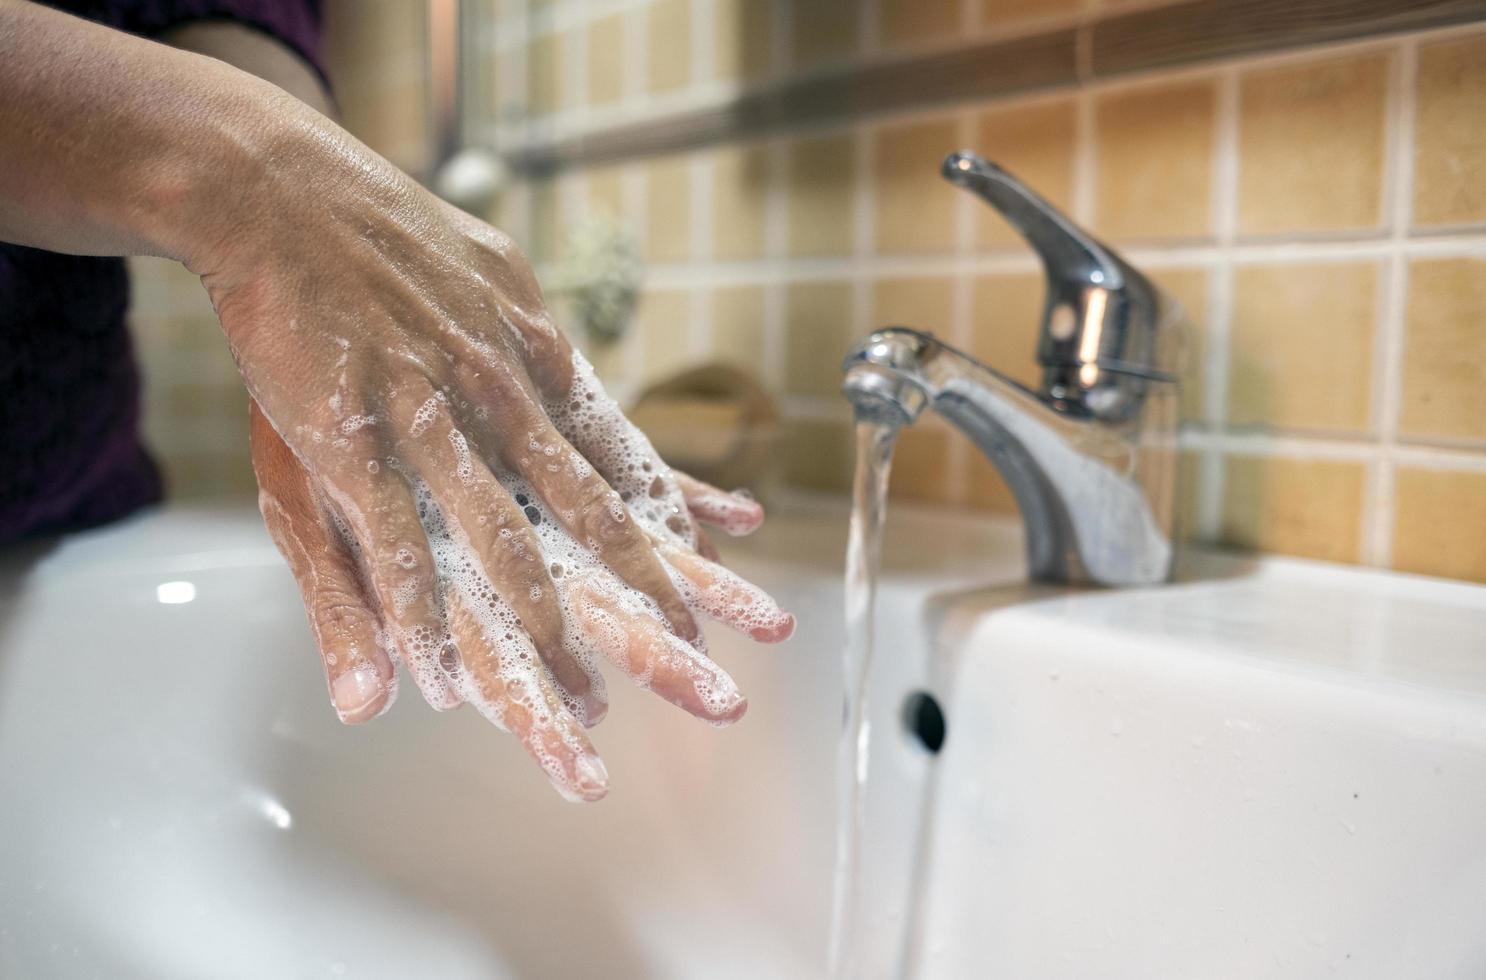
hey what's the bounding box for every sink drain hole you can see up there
[903,691,946,754]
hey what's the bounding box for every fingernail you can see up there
[703,675,748,726]
[750,612,796,643]
[574,754,609,800]
[332,666,385,724]
[583,692,609,727]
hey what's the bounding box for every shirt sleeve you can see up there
[48,0,328,91]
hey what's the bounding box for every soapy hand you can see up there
[0,0,791,801]
[215,155,792,802]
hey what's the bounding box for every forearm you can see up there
[0,0,343,270]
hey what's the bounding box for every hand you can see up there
[0,1,792,801]
[225,134,792,801]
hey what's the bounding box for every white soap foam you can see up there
[291,348,775,793]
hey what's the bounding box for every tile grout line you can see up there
[851,119,876,414]
[497,18,1486,163]
[1367,36,1420,569]
[691,147,715,358]
[769,0,797,413]
[626,227,1486,287]
[1198,65,1241,542]
[620,161,647,385]
[1071,84,1096,226]
[762,138,789,394]
[622,0,648,385]
[625,0,646,104]
[568,11,588,134]
[947,109,977,506]
[859,0,881,58]
[694,0,717,86]
[770,0,789,79]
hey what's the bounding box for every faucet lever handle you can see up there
[943,152,1117,292]
[941,152,1174,403]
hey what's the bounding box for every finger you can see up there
[321,469,461,712]
[658,542,796,644]
[443,587,609,802]
[571,574,746,726]
[392,384,607,725]
[497,399,702,647]
[539,356,700,551]
[250,400,397,723]
[674,472,765,537]
[694,526,720,563]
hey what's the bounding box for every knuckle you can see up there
[575,481,637,553]
[485,524,543,582]
[311,590,376,641]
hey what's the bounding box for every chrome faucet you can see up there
[841,152,1185,586]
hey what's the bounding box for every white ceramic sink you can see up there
[2,501,1484,979]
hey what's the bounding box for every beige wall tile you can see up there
[787,133,856,257]
[1220,456,1365,563]
[323,0,426,89]
[790,0,858,68]
[1095,78,1216,241]
[873,276,955,332]
[583,331,636,384]
[1148,267,1210,423]
[785,281,856,397]
[712,143,771,261]
[647,0,693,94]
[1174,450,1204,543]
[527,31,563,116]
[1228,262,1377,433]
[1399,257,1486,443]
[1237,52,1390,236]
[162,451,258,501]
[976,0,1079,29]
[1392,468,1486,583]
[644,155,694,261]
[587,12,627,108]
[880,0,962,49]
[715,0,773,82]
[890,416,959,504]
[781,417,854,492]
[339,76,429,171]
[968,272,1044,389]
[1413,32,1486,227]
[587,165,626,220]
[529,178,560,262]
[637,289,695,382]
[710,286,767,375]
[964,448,1019,514]
[875,118,961,254]
[966,270,1211,418]
[974,98,1077,248]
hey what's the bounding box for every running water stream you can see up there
[829,420,901,979]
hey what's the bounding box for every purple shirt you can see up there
[0,1,323,541]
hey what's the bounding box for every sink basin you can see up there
[2,501,1484,978]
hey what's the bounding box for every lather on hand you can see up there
[0,0,794,802]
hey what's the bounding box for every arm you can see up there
[0,1,792,802]
[0,1,316,265]
[161,18,334,118]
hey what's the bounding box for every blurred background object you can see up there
[627,364,779,491]
[123,0,1486,585]
[550,215,643,345]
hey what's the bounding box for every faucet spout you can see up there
[841,155,1184,586]
[843,328,1177,587]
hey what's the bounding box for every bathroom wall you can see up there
[123,1,1486,586]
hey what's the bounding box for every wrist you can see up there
[138,73,321,272]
